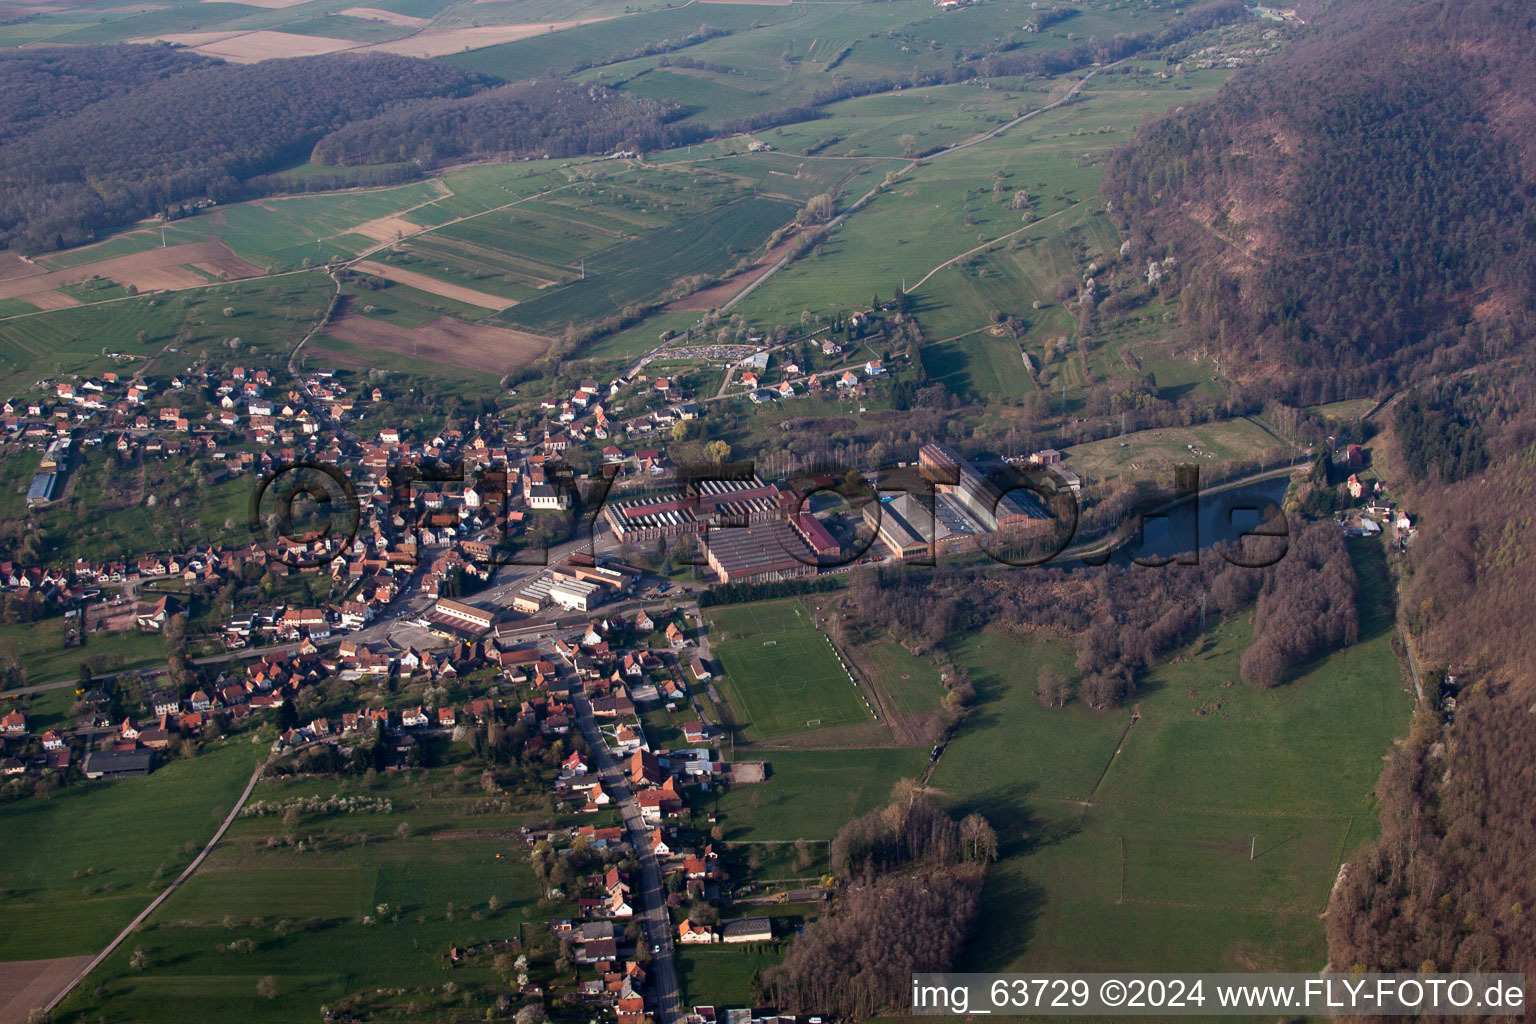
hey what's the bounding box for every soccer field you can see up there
[708,599,874,741]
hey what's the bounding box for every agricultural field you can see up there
[498,195,796,331]
[927,540,1411,973]
[0,739,261,960]
[0,274,335,395]
[706,599,873,742]
[52,763,551,1024]
[442,3,802,82]
[0,0,672,53]
[32,181,448,274]
[731,64,1234,362]
[319,308,548,376]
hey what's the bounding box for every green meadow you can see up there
[0,620,167,691]
[0,739,261,960]
[732,66,1233,346]
[54,765,550,1023]
[0,274,335,394]
[677,949,779,1010]
[929,540,1411,973]
[708,747,931,843]
[921,329,1036,404]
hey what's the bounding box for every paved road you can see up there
[42,752,272,1017]
[572,691,682,1024]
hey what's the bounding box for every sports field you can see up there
[707,599,873,741]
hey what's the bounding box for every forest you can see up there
[1238,522,1358,687]
[1392,385,1489,484]
[0,49,486,251]
[1102,0,1536,400]
[755,784,994,1020]
[0,50,694,251]
[0,45,213,146]
[310,79,703,167]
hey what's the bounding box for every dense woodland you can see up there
[0,49,485,250]
[756,785,993,1020]
[1103,0,1536,401]
[1392,384,1490,484]
[0,51,688,251]
[310,80,702,167]
[0,45,212,146]
[1238,522,1358,687]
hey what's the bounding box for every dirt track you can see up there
[324,310,549,374]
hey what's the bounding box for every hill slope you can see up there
[1104,0,1536,401]
[1106,0,1536,983]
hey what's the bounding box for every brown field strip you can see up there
[0,957,93,1024]
[24,290,83,311]
[352,260,513,310]
[0,254,45,284]
[350,216,426,243]
[341,5,431,26]
[0,241,262,302]
[323,312,550,374]
[199,0,311,8]
[191,30,357,61]
[357,18,616,56]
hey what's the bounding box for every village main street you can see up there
[572,690,684,1024]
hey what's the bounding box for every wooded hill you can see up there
[1103,0,1536,403]
[1328,376,1536,983]
[310,80,702,168]
[0,49,693,252]
[0,49,485,251]
[1101,0,1536,984]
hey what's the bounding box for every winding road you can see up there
[720,60,1121,315]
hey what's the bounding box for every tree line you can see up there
[755,783,994,1020]
[310,79,705,168]
[842,521,1358,713]
[1238,522,1359,687]
[1392,384,1489,484]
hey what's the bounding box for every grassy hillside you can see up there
[931,540,1410,973]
